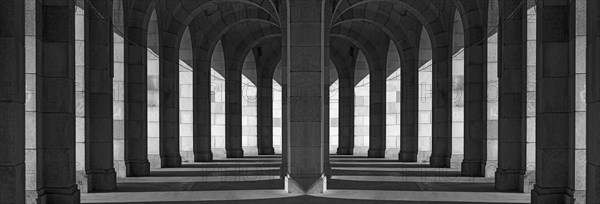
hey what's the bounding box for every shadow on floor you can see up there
[149,169,281,177]
[110,179,284,192]
[83,156,529,203]
[332,169,463,177]
[328,179,498,192]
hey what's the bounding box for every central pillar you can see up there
[283,0,329,194]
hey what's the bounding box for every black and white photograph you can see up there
[0,0,596,203]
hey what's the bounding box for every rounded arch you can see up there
[158,0,280,50]
[331,0,455,44]
[190,19,281,74]
[330,5,426,66]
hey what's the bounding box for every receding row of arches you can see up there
[2,0,597,203]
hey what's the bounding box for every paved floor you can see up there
[81,156,530,203]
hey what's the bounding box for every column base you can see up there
[41,185,80,204]
[367,149,385,158]
[126,160,150,177]
[258,147,275,155]
[429,155,451,167]
[285,174,326,194]
[461,160,486,177]
[532,185,567,204]
[194,152,213,162]
[398,151,417,162]
[226,149,244,158]
[494,168,535,192]
[0,163,25,203]
[88,168,117,192]
[160,154,182,168]
[336,147,354,155]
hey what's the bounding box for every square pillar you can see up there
[283,0,329,194]
[84,0,116,191]
[533,0,584,203]
[399,46,420,162]
[191,46,213,162]
[223,43,244,158]
[0,1,25,203]
[123,7,151,177]
[257,75,275,155]
[587,0,600,203]
[37,0,81,202]
[368,56,388,159]
[462,21,489,177]
[337,76,355,155]
[431,33,454,168]
[159,43,182,167]
[495,0,531,192]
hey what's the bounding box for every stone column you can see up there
[399,44,420,162]
[337,75,355,155]
[0,1,25,203]
[368,66,387,158]
[159,39,182,167]
[123,3,151,176]
[462,9,488,177]
[330,40,356,156]
[431,31,454,168]
[189,23,213,162]
[533,0,583,202]
[223,39,244,158]
[254,44,280,156]
[368,42,389,158]
[257,70,275,155]
[284,0,329,194]
[495,0,528,192]
[587,0,600,203]
[192,55,213,162]
[84,0,116,191]
[37,0,81,202]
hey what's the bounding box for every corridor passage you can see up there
[81,156,529,203]
[0,0,596,203]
